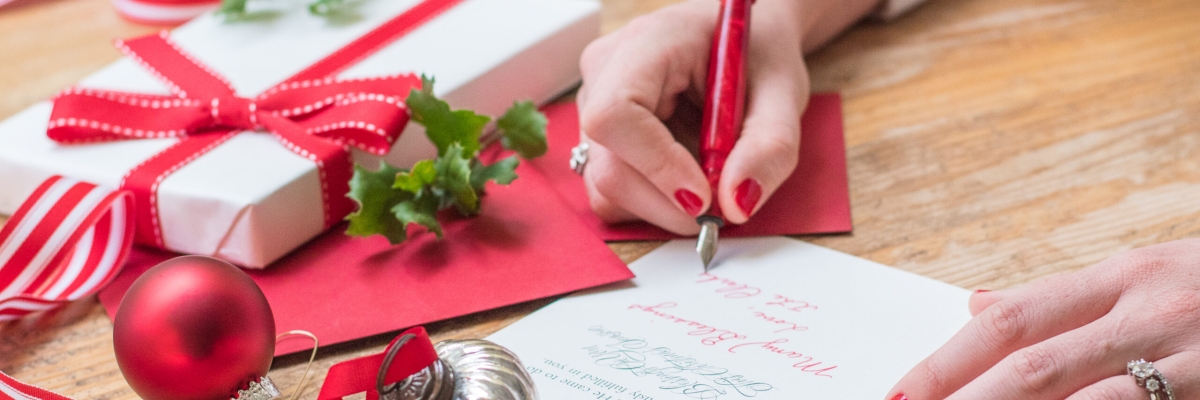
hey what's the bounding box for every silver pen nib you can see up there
[696,216,723,271]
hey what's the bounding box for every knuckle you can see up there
[733,124,800,184]
[578,95,627,144]
[620,14,661,37]
[1107,246,1181,289]
[580,38,611,74]
[587,194,623,223]
[748,124,800,153]
[586,192,608,216]
[758,131,801,174]
[579,91,660,147]
[588,161,624,198]
[979,299,1032,348]
[912,358,950,394]
[1008,346,1063,393]
[637,151,675,182]
[1114,247,1172,272]
[1152,291,1200,324]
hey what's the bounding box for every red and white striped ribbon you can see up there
[112,0,220,26]
[0,371,71,400]
[0,176,135,322]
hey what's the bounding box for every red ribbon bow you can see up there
[42,0,461,250]
[47,54,417,156]
[43,31,427,248]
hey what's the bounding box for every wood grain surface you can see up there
[2,0,1199,398]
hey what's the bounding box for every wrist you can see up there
[777,0,885,53]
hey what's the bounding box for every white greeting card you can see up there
[488,237,972,399]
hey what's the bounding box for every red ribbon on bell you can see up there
[318,327,442,400]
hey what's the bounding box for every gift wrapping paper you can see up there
[0,0,600,268]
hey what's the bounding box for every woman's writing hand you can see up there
[576,0,811,234]
[888,239,1200,399]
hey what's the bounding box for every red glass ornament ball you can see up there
[113,256,275,400]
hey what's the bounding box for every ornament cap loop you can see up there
[377,333,417,396]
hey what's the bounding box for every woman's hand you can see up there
[577,0,882,233]
[888,238,1200,399]
[576,0,817,234]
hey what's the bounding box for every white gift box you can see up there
[0,0,599,268]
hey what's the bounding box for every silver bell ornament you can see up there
[378,336,537,400]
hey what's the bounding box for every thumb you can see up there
[717,56,808,224]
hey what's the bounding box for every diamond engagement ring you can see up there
[1128,359,1175,400]
[570,142,589,176]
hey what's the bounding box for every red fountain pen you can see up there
[696,0,753,270]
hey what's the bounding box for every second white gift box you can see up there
[0,0,599,268]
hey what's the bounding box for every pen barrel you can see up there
[699,0,753,218]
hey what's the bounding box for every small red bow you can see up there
[47,63,419,156]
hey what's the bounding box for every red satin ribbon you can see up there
[317,327,441,400]
[46,0,463,249]
[1,370,72,400]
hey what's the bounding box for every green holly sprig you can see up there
[345,76,549,245]
[218,0,350,18]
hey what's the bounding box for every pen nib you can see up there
[696,216,723,271]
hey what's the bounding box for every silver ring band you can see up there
[1128,359,1175,400]
[570,142,589,176]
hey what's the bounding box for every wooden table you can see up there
[3,0,1199,397]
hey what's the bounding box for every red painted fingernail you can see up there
[974,289,991,294]
[890,394,908,400]
[734,179,763,217]
[675,189,704,216]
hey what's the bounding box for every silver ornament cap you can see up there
[232,377,281,400]
[382,339,537,400]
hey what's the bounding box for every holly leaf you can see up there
[435,143,479,214]
[219,0,348,17]
[346,163,414,244]
[496,101,549,159]
[470,156,520,192]
[406,76,490,157]
[392,193,443,240]
[393,160,436,194]
[344,75,539,245]
[217,0,249,16]
[308,0,346,15]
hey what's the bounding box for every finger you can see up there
[944,314,1152,400]
[577,34,621,112]
[582,139,702,235]
[716,51,808,224]
[580,33,619,79]
[970,289,1000,316]
[1065,375,1144,400]
[886,267,1125,400]
[578,10,714,218]
[1066,351,1200,400]
[968,241,1200,317]
[971,239,1200,317]
[584,182,637,223]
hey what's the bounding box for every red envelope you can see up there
[98,156,634,355]
[97,95,849,355]
[530,94,852,241]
